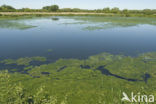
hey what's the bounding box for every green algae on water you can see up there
[0,56,47,66]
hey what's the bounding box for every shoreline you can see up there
[0,12,114,15]
[0,12,156,17]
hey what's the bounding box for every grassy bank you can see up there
[0,12,156,18]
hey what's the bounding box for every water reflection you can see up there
[0,16,156,60]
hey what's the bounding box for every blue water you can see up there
[0,16,156,61]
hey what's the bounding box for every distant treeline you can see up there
[0,4,156,16]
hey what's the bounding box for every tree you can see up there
[123,9,129,14]
[42,6,50,10]
[20,8,32,12]
[143,9,153,15]
[103,7,110,13]
[50,5,59,11]
[1,5,15,10]
[0,5,15,12]
[42,5,59,12]
[111,7,120,13]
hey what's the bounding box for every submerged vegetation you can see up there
[0,20,36,29]
[1,16,156,30]
[0,52,156,103]
[0,56,47,66]
[62,16,156,30]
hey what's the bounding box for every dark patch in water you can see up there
[80,65,91,69]
[0,60,49,74]
[97,66,142,82]
[57,66,67,72]
[20,70,30,74]
[97,66,112,75]
[52,17,59,21]
[142,73,151,83]
[0,63,25,71]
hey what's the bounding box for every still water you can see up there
[0,16,156,61]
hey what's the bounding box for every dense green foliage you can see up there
[0,52,156,103]
[43,5,59,12]
[0,5,15,12]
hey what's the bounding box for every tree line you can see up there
[0,4,156,15]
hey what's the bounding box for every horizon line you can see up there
[0,4,156,10]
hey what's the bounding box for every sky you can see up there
[0,0,156,10]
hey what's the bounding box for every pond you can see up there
[0,16,156,61]
[1,16,156,104]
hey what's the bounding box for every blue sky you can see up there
[0,0,156,10]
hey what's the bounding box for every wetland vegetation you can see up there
[0,52,156,104]
[0,20,36,29]
[0,4,156,103]
[1,16,156,30]
[62,16,156,30]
